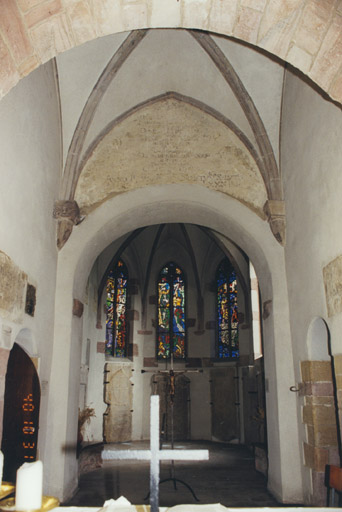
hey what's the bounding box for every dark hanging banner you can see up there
[1,343,40,482]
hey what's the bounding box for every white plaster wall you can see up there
[0,62,61,468]
[81,266,107,444]
[282,69,342,361]
[281,69,342,503]
[56,32,128,168]
[213,35,284,165]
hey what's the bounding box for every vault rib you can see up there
[61,30,148,200]
[190,30,283,201]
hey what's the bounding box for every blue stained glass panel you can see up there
[173,306,185,333]
[216,259,239,359]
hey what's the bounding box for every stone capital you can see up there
[53,200,81,224]
[73,298,84,318]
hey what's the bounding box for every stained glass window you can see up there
[157,262,186,359]
[105,260,128,357]
[216,259,239,359]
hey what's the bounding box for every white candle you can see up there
[0,450,3,487]
[15,461,43,510]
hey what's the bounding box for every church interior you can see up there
[1,1,342,509]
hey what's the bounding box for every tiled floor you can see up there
[66,441,282,508]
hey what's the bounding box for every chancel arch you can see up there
[44,184,302,502]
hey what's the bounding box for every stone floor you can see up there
[65,441,284,508]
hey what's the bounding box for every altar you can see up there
[56,506,227,512]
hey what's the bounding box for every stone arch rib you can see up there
[1,3,342,105]
[61,30,148,200]
[190,30,283,202]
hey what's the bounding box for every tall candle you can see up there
[0,450,3,487]
[15,461,43,510]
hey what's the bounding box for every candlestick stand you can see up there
[0,483,15,501]
[0,495,59,512]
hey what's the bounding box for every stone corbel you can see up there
[53,200,84,249]
[263,200,286,246]
[73,298,84,318]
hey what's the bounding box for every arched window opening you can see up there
[157,262,186,359]
[216,258,239,359]
[105,260,128,357]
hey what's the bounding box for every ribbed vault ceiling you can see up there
[55,28,289,246]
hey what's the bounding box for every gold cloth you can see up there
[0,495,59,512]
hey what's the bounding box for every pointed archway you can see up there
[45,185,302,502]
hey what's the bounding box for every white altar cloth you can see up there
[54,507,342,512]
[55,507,226,512]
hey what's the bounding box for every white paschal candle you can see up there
[0,450,3,487]
[15,461,43,510]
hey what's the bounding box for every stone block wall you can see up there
[334,355,342,431]
[300,360,339,505]
[1,1,342,104]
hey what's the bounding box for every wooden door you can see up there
[1,343,40,482]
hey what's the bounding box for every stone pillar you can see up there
[300,361,338,505]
